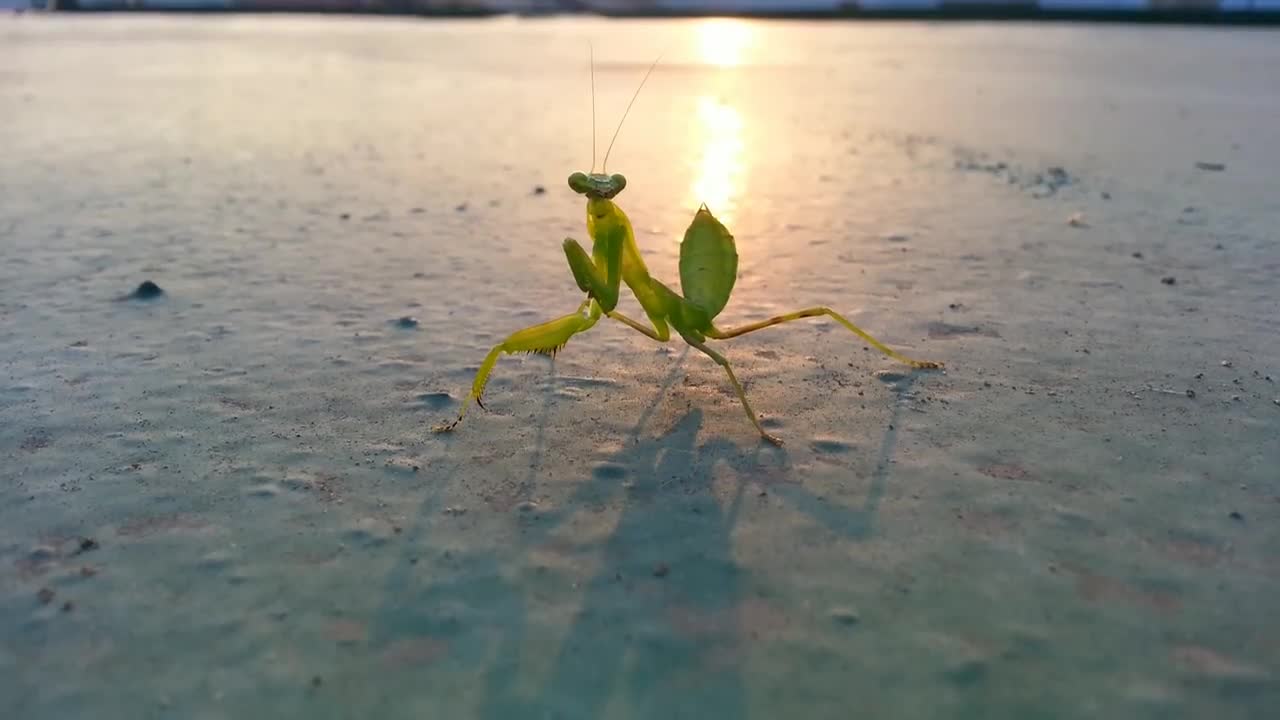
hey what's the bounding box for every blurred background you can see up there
[8,0,1280,18]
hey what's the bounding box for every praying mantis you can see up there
[433,53,943,446]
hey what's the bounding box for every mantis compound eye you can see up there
[567,172,590,194]
[609,174,627,195]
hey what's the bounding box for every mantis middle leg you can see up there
[708,306,943,369]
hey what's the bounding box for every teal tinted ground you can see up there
[2,13,1278,720]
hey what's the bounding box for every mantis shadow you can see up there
[495,368,923,718]
[373,346,922,718]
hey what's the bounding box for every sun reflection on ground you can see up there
[690,96,744,225]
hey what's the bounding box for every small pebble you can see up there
[1185,389,1196,398]
[129,281,164,299]
[1067,212,1087,227]
[75,537,99,554]
[1131,251,1143,259]
[1161,276,1176,285]
[61,601,74,613]
[1221,360,1233,368]
[652,563,670,578]
[395,316,419,329]
[1229,511,1244,522]
[829,607,861,626]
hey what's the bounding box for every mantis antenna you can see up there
[602,54,664,174]
[589,41,597,173]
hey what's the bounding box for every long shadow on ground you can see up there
[370,350,921,718]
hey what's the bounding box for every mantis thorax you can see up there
[568,171,626,200]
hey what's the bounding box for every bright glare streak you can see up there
[697,18,752,68]
[691,96,744,225]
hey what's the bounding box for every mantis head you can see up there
[573,45,658,202]
[568,171,626,200]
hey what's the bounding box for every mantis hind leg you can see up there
[684,336,783,446]
[708,306,943,369]
[432,301,601,433]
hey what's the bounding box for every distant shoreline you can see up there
[35,6,1280,26]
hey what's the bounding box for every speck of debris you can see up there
[1185,389,1196,398]
[395,316,419,329]
[1231,394,1241,401]
[455,203,468,212]
[829,607,861,626]
[73,537,99,555]
[948,303,963,310]
[653,563,670,578]
[1131,251,1143,259]
[311,676,323,688]
[1067,212,1087,227]
[1101,191,1111,200]
[1221,360,1233,368]
[1160,276,1177,285]
[61,601,74,612]
[532,185,546,195]
[1195,372,1205,379]
[339,213,351,220]
[1229,511,1244,521]
[1195,161,1226,172]
[37,587,55,604]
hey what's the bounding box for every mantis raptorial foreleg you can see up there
[432,301,601,433]
[708,306,943,369]
[563,237,621,312]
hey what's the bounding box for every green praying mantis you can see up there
[433,53,943,446]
